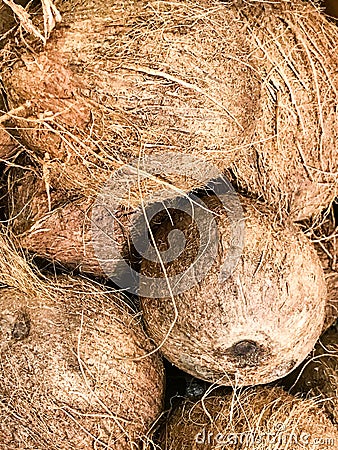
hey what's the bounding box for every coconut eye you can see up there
[232,340,259,357]
[227,340,266,368]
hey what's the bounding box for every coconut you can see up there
[0,232,165,449]
[140,194,327,386]
[229,0,338,221]
[159,386,337,449]
[281,324,338,426]
[5,159,105,274]
[1,0,260,199]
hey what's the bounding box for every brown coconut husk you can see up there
[158,386,338,449]
[0,125,15,159]
[302,201,338,331]
[140,194,327,386]
[281,324,338,426]
[0,90,16,159]
[0,230,165,449]
[229,0,338,221]
[316,242,338,332]
[1,0,260,201]
[5,157,105,274]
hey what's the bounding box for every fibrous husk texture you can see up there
[159,386,338,449]
[0,124,16,159]
[5,159,105,274]
[0,230,165,449]
[1,0,260,202]
[282,324,338,426]
[0,90,16,159]
[302,201,338,331]
[1,0,337,220]
[140,195,327,386]
[229,0,338,220]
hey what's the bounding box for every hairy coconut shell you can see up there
[317,242,338,331]
[229,0,338,220]
[6,160,106,274]
[304,202,338,331]
[0,276,165,449]
[324,268,338,330]
[281,324,338,426]
[159,386,337,449]
[0,92,16,159]
[140,195,327,386]
[1,0,260,199]
[9,189,131,277]
[0,125,15,159]
[12,194,105,275]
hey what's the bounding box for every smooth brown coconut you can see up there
[282,324,338,426]
[229,0,338,221]
[159,386,338,449]
[140,194,327,386]
[0,233,165,449]
[1,0,260,199]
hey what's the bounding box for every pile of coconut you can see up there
[0,0,337,448]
